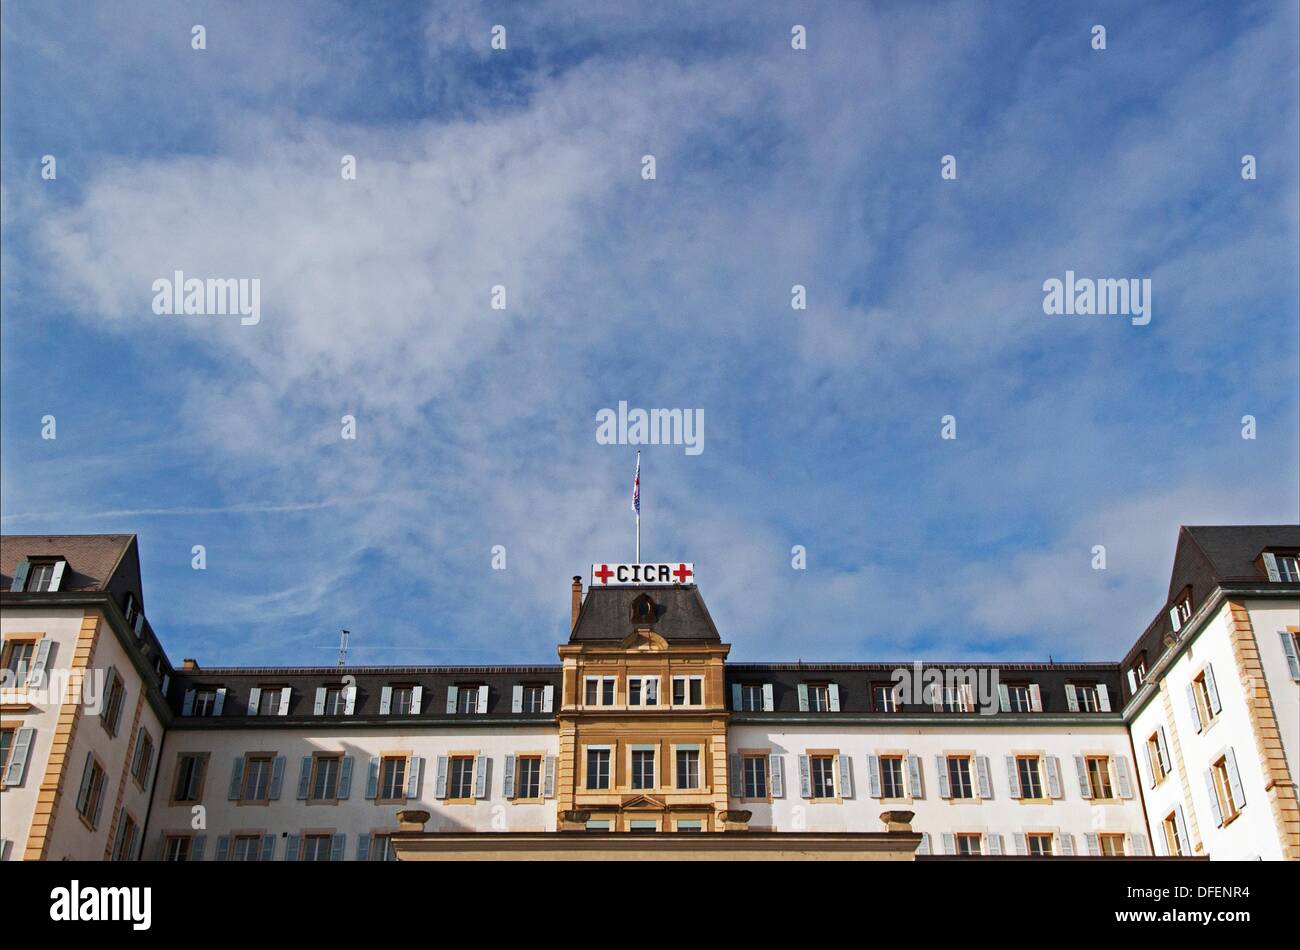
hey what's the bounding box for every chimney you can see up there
[571,576,584,631]
[181,658,200,671]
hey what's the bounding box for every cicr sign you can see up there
[590,563,694,586]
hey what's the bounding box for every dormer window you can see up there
[630,593,655,624]
[124,593,138,626]
[1262,551,1300,582]
[1168,589,1192,632]
[11,558,66,593]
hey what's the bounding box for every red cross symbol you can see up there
[672,563,693,583]
[593,564,614,584]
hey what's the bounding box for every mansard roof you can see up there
[0,533,140,597]
[569,584,721,643]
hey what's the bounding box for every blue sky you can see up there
[1,0,1296,667]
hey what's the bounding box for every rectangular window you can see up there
[947,756,974,799]
[173,753,206,803]
[1147,734,1167,783]
[324,687,348,715]
[112,813,137,861]
[740,684,764,711]
[300,834,332,862]
[1275,554,1300,581]
[675,749,700,790]
[379,756,408,801]
[0,726,15,777]
[310,755,341,802]
[370,834,397,862]
[955,833,982,856]
[672,677,703,706]
[742,754,768,798]
[628,676,658,706]
[583,677,616,706]
[1098,834,1125,857]
[102,676,126,736]
[806,684,831,712]
[192,689,218,717]
[1086,756,1114,800]
[1017,756,1043,799]
[1163,813,1184,856]
[131,731,154,785]
[520,685,545,713]
[1027,833,1054,856]
[942,686,972,713]
[78,757,107,827]
[628,819,658,833]
[809,754,836,799]
[163,835,192,862]
[259,687,285,716]
[390,687,415,715]
[585,820,611,831]
[676,819,704,832]
[1005,685,1032,713]
[515,756,542,799]
[23,561,59,592]
[1193,672,1218,726]
[586,748,610,790]
[448,756,475,799]
[1212,756,1240,822]
[880,756,906,799]
[2,641,35,687]
[1075,685,1101,712]
[631,749,655,789]
[872,684,897,712]
[241,754,274,803]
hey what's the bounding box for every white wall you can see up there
[1245,599,1300,787]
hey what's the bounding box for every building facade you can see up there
[1,526,1296,861]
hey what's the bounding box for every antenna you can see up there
[337,629,350,669]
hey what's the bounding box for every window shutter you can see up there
[998,684,1010,712]
[212,687,226,716]
[329,833,345,862]
[29,640,55,686]
[798,754,811,798]
[1097,683,1111,712]
[338,756,354,799]
[1168,606,1182,632]
[50,562,69,595]
[1074,755,1090,798]
[1224,748,1245,808]
[356,834,371,862]
[99,669,117,724]
[797,684,809,712]
[543,755,556,798]
[828,683,841,712]
[1203,664,1221,715]
[446,686,458,714]
[9,559,29,591]
[246,687,261,715]
[1065,684,1078,711]
[1186,684,1203,732]
[503,755,517,799]
[837,754,853,798]
[1174,805,1190,854]
[1029,684,1042,712]
[192,835,206,861]
[907,755,924,799]
[987,833,1003,855]
[762,683,774,711]
[227,756,244,800]
[473,755,488,799]
[344,685,357,715]
[769,754,785,798]
[868,755,883,798]
[314,687,327,716]
[1280,631,1300,680]
[268,755,286,800]
[214,835,230,862]
[365,756,380,800]
[1114,755,1134,799]
[1129,833,1150,856]
[410,685,423,714]
[1045,756,1062,799]
[1013,832,1026,856]
[111,811,128,860]
[477,684,489,714]
[379,686,393,716]
[4,727,34,786]
[941,832,956,856]
[1156,727,1171,774]
[297,757,313,799]
[1262,552,1281,580]
[284,834,300,862]
[916,832,930,856]
[731,684,742,711]
[128,729,147,775]
[976,756,993,800]
[434,755,449,799]
[1204,769,1224,826]
[132,611,144,637]
[728,755,743,797]
[1059,832,1075,856]
[542,684,554,713]
[75,751,95,815]
[511,685,523,714]
[260,834,276,862]
[160,673,170,699]
[408,755,426,800]
[279,686,292,715]
[933,755,948,799]
[92,772,108,827]
[1127,669,1137,693]
[1005,755,1021,799]
[1143,741,1156,789]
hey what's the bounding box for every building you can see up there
[0,526,1296,861]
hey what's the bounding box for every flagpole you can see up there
[634,450,641,562]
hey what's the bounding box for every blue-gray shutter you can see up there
[916,832,930,856]
[1204,664,1221,714]
[379,686,393,715]
[313,687,327,715]
[976,756,993,799]
[4,727,34,785]
[933,755,949,798]
[1280,631,1300,680]
[941,832,956,855]
[99,668,117,725]
[48,559,66,591]
[111,810,128,860]
[543,755,556,797]
[1174,805,1190,854]
[212,687,226,716]
[356,833,371,862]
[132,611,144,638]
[769,754,784,798]
[1013,832,1026,856]
[192,835,206,861]
[1084,832,1099,856]
[246,687,261,715]
[214,835,229,861]
[92,771,108,827]
[1129,833,1150,856]
[268,755,286,800]
[260,834,276,862]
[907,755,924,799]
[503,754,517,799]
[473,754,488,799]
[228,756,244,800]
[9,559,30,591]
[797,684,809,712]
[434,755,449,799]
[762,683,774,711]
[1224,748,1245,808]
[1186,684,1202,732]
[731,684,742,711]
[29,640,54,686]
[297,757,313,799]
[338,755,354,799]
[1204,768,1224,826]
[330,833,345,862]
[182,688,195,716]
[1097,684,1111,711]
[446,686,458,714]
[365,756,380,799]
[1074,755,1090,798]
[987,833,1003,855]
[1143,739,1156,788]
[998,684,1010,712]
[1262,552,1281,580]
[1114,755,1134,799]
[868,755,882,798]
[1065,684,1078,711]
[1045,756,1062,799]
[1005,756,1021,799]
[837,754,853,797]
[408,756,425,800]
[160,673,170,700]
[828,683,840,712]
[728,754,743,797]
[285,834,300,862]
[511,685,523,714]
[798,754,811,798]
[1059,832,1075,856]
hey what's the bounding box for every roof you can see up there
[0,534,138,594]
[569,584,721,642]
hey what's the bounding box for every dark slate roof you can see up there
[167,666,563,722]
[569,585,720,642]
[725,663,1122,715]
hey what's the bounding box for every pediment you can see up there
[620,626,668,652]
[620,794,666,811]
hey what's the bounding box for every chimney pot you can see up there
[181,658,200,671]
[571,576,583,631]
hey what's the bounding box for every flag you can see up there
[632,451,640,516]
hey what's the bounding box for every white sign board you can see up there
[590,563,695,586]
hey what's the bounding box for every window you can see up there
[0,727,14,777]
[1192,670,1218,727]
[631,749,655,789]
[22,560,61,592]
[172,753,207,803]
[163,836,193,862]
[323,687,348,715]
[112,813,138,861]
[676,819,703,832]
[448,756,475,800]
[1005,685,1032,713]
[947,756,974,800]
[628,819,658,833]
[456,687,482,715]
[809,754,836,799]
[101,673,126,736]
[942,685,973,713]
[1085,756,1114,800]
[806,684,831,712]
[1026,833,1054,856]
[1075,685,1101,712]
[675,748,700,789]
[520,685,545,713]
[880,756,906,799]
[1147,732,1168,783]
[1274,554,1300,581]
[2,641,35,687]
[300,834,332,862]
[955,833,982,856]
[672,676,703,706]
[378,756,408,801]
[1210,754,1242,824]
[872,684,897,712]
[742,754,768,799]
[1172,595,1192,627]
[584,677,616,706]
[586,748,611,790]
[515,756,542,799]
[1098,834,1125,856]
[241,754,274,803]
[628,676,658,706]
[77,756,108,828]
[370,835,397,862]
[1017,756,1043,799]
[585,820,611,831]
[130,730,154,786]
[192,689,219,717]
[259,687,286,716]
[385,686,413,715]
[739,684,765,712]
[1162,812,1185,856]
[310,755,341,802]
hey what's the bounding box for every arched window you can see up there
[629,593,655,624]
